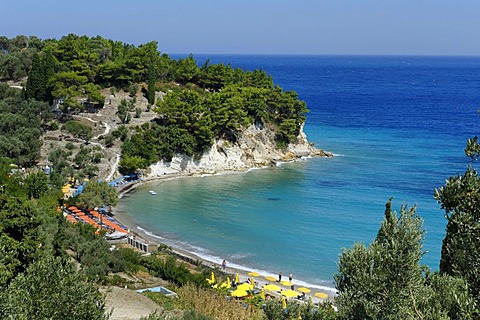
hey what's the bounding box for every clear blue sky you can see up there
[2,0,480,56]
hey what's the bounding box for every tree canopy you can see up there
[73,180,118,209]
[335,199,477,319]
[0,83,50,165]
[434,137,480,309]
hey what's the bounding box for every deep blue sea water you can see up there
[118,55,480,291]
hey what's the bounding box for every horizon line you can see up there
[167,52,480,58]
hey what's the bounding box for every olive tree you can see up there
[0,254,107,319]
[335,200,475,319]
[434,137,480,307]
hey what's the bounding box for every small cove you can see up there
[118,55,480,289]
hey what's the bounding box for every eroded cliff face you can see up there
[147,124,332,178]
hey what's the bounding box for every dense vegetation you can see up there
[121,82,307,168]
[1,34,308,175]
[0,34,480,319]
[0,83,51,165]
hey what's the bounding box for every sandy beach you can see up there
[112,176,337,305]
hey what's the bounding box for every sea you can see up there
[117,55,480,292]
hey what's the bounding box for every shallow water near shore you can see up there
[118,55,480,290]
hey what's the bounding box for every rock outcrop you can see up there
[147,124,332,178]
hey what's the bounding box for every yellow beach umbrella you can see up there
[248,271,259,277]
[263,284,280,291]
[231,289,248,297]
[314,292,328,299]
[282,296,287,309]
[206,272,215,285]
[282,289,299,298]
[218,277,231,289]
[260,289,265,300]
[264,275,277,282]
[280,280,293,287]
[251,278,255,290]
[298,287,311,293]
[235,273,240,284]
[236,283,252,291]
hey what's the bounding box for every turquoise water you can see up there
[118,55,480,291]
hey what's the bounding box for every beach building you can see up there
[127,236,158,253]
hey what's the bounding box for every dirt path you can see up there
[107,154,121,181]
[103,287,163,320]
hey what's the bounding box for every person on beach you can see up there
[278,272,282,282]
[222,260,227,270]
[289,273,293,281]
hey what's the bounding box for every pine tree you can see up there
[146,65,156,105]
[43,51,56,104]
[25,53,45,100]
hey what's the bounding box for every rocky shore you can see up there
[145,124,332,179]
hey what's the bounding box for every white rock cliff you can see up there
[148,124,332,178]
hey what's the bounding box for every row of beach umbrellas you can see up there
[217,271,329,300]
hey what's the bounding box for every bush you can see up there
[109,248,142,274]
[66,142,76,150]
[105,134,115,147]
[49,121,59,131]
[112,125,128,141]
[129,83,138,97]
[62,120,93,142]
[179,310,215,320]
[107,274,129,287]
[175,284,261,320]
[141,256,207,287]
[135,107,142,118]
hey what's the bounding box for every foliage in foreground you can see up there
[262,299,337,320]
[0,161,138,318]
[434,137,480,309]
[0,254,106,320]
[141,310,215,320]
[175,283,263,320]
[334,200,477,320]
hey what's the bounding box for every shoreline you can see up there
[112,154,337,301]
[114,206,337,303]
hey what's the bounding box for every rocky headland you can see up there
[146,123,332,180]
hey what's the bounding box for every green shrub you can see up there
[129,83,138,97]
[62,120,93,142]
[179,310,215,320]
[49,121,59,131]
[104,134,116,147]
[135,107,142,118]
[65,142,76,150]
[141,256,207,287]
